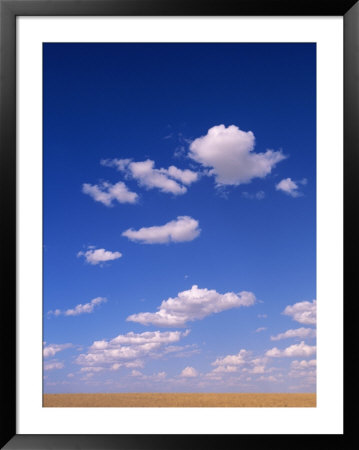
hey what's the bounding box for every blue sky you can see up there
[43,43,316,394]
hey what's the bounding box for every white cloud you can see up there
[212,349,249,367]
[122,216,201,244]
[266,341,316,358]
[48,297,107,317]
[291,359,316,370]
[44,361,64,371]
[180,366,198,377]
[270,327,316,341]
[258,375,281,382]
[283,300,316,325]
[64,297,107,316]
[43,343,72,358]
[91,330,190,348]
[77,247,122,265]
[255,327,267,333]
[275,178,306,197]
[76,330,190,369]
[82,181,138,206]
[127,159,186,193]
[289,359,316,381]
[188,124,286,186]
[250,365,266,374]
[124,360,145,369]
[208,352,273,379]
[212,365,238,373]
[80,367,104,373]
[131,371,167,381]
[250,357,269,367]
[101,158,198,195]
[165,166,198,185]
[289,370,316,381]
[127,285,256,327]
[153,371,167,380]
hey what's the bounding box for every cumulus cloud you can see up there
[82,181,138,206]
[212,349,249,367]
[48,297,107,317]
[77,247,122,265]
[180,366,198,377]
[208,352,271,378]
[127,285,256,327]
[122,216,201,244]
[43,343,72,358]
[101,158,198,195]
[188,124,286,186]
[275,178,307,197]
[289,359,316,381]
[76,330,190,369]
[283,300,316,325]
[212,365,238,374]
[250,365,267,374]
[291,359,316,370]
[44,361,64,371]
[270,327,316,341]
[265,341,316,358]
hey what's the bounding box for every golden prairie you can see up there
[43,393,316,407]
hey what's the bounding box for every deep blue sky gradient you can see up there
[43,43,316,393]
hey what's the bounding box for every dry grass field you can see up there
[43,393,316,407]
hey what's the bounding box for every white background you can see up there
[17,17,343,434]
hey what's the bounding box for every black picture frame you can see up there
[1,0,356,448]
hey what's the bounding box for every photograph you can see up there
[42,42,317,408]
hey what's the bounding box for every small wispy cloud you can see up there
[44,361,64,371]
[43,343,72,358]
[77,247,122,265]
[255,327,267,333]
[242,191,265,200]
[270,327,316,341]
[275,178,307,197]
[122,216,201,244]
[180,366,198,378]
[266,341,316,358]
[82,181,138,206]
[208,350,271,377]
[101,158,199,195]
[48,297,107,317]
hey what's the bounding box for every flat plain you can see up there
[43,393,316,407]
